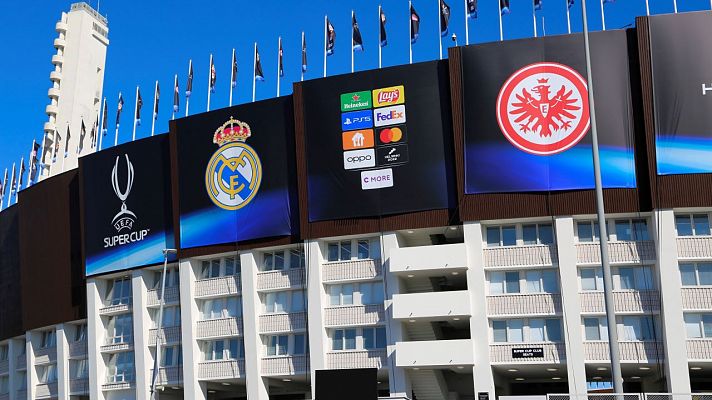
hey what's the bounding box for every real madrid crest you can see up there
[205,117,262,210]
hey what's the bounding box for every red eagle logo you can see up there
[510,78,580,137]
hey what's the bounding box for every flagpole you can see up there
[115,92,121,146]
[185,59,192,117]
[533,0,538,37]
[498,0,504,41]
[301,32,305,81]
[409,1,413,64]
[378,6,383,68]
[151,80,157,136]
[673,0,678,13]
[277,37,282,97]
[438,0,443,59]
[39,133,47,181]
[323,15,328,77]
[132,86,139,141]
[580,0,623,392]
[464,0,470,45]
[99,97,106,151]
[27,143,34,188]
[542,16,546,35]
[229,48,235,107]
[207,54,213,112]
[566,0,572,33]
[645,0,650,15]
[252,42,257,102]
[600,0,606,30]
[172,75,177,120]
[351,11,355,73]
[15,158,22,204]
[7,163,14,208]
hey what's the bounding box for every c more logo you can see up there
[343,149,376,170]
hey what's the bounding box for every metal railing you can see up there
[547,394,712,400]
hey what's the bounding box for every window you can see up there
[265,291,288,313]
[525,270,559,293]
[363,327,387,349]
[16,372,26,390]
[676,214,711,237]
[204,340,225,361]
[267,335,289,356]
[680,263,712,286]
[489,271,520,294]
[0,345,7,361]
[577,221,602,242]
[619,316,655,341]
[38,364,58,384]
[360,282,385,305]
[201,257,239,278]
[0,376,8,395]
[40,331,56,349]
[107,352,134,383]
[263,251,285,271]
[684,314,712,339]
[492,320,522,343]
[486,226,516,247]
[328,241,352,261]
[71,359,89,379]
[293,334,307,355]
[522,224,554,245]
[332,329,357,350]
[329,284,354,306]
[152,306,181,328]
[580,268,603,291]
[151,267,180,290]
[617,266,653,290]
[289,249,305,269]
[74,324,88,342]
[228,338,245,359]
[583,317,608,341]
[291,290,306,312]
[107,277,132,306]
[357,240,371,259]
[200,297,242,320]
[493,319,561,342]
[614,219,649,241]
[107,314,133,345]
[224,257,238,275]
[161,345,182,367]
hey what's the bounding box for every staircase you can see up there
[408,369,449,400]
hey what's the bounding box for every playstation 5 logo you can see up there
[111,154,136,232]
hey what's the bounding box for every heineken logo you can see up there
[341,90,372,111]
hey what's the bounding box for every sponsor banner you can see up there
[302,60,455,221]
[647,12,712,175]
[462,30,637,193]
[341,90,372,111]
[175,96,296,249]
[81,135,175,276]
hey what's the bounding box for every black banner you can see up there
[0,206,22,340]
[302,61,455,222]
[511,347,544,358]
[81,135,175,276]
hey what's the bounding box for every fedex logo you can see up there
[374,105,406,127]
[372,85,405,107]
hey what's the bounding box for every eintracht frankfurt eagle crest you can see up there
[205,117,262,211]
[496,62,590,155]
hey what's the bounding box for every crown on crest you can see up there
[213,117,251,146]
[537,78,549,84]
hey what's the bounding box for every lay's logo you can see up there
[372,85,405,108]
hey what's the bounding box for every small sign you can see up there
[478,392,490,400]
[511,347,544,358]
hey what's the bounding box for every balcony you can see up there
[324,305,385,327]
[100,341,132,353]
[261,355,308,376]
[149,326,182,345]
[16,354,26,370]
[35,382,58,399]
[53,38,66,48]
[199,359,245,380]
[576,241,656,265]
[69,340,87,358]
[34,346,57,365]
[256,268,305,291]
[102,381,133,391]
[55,21,68,32]
[681,287,712,310]
[322,259,382,282]
[45,103,58,116]
[393,291,470,321]
[579,291,661,313]
[487,293,562,316]
[51,54,63,65]
[43,121,56,133]
[484,245,558,268]
[151,366,183,385]
[259,312,307,333]
[195,275,241,298]
[197,317,243,339]
[686,339,712,361]
[396,339,474,367]
[327,349,387,369]
[0,360,7,374]
[490,342,566,363]
[69,378,89,395]
[47,87,60,99]
[677,237,712,259]
[390,244,467,274]
[583,341,664,362]
[98,303,131,316]
[147,286,180,306]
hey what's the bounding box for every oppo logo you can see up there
[343,149,376,170]
[347,155,372,162]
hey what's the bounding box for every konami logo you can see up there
[374,105,406,127]
[372,85,405,107]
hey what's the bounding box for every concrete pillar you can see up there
[88,279,107,400]
[8,338,20,400]
[132,269,152,400]
[179,259,207,400]
[463,222,496,398]
[240,251,269,400]
[306,239,327,395]
[56,324,70,399]
[652,210,692,393]
[25,331,37,400]
[554,217,588,394]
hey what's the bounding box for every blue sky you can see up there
[0,0,710,185]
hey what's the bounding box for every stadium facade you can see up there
[1,8,712,400]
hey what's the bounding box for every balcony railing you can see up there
[147,286,180,306]
[69,378,89,394]
[324,305,385,327]
[16,354,26,370]
[261,355,308,376]
[487,293,562,316]
[681,287,712,310]
[100,341,132,353]
[35,382,58,399]
[583,341,664,362]
[69,340,88,358]
[256,268,305,291]
[327,349,387,369]
[322,259,382,282]
[484,245,558,268]
[34,346,57,365]
[259,312,307,333]
[576,241,656,265]
[198,359,246,380]
[396,339,474,367]
[102,381,133,391]
[197,317,243,339]
[195,275,241,298]
[490,342,566,363]
[686,339,712,361]
[0,360,8,374]
[151,366,183,385]
[579,291,661,313]
[149,326,182,345]
[98,303,131,316]
[677,237,712,259]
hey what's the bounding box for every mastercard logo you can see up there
[379,127,404,144]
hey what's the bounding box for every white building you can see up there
[42,2,108,177]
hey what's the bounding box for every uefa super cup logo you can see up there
[111,154,137,232]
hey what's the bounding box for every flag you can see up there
[209,57,216,93]
[352,12,364,51]
[410,4,420,44]
[173,77,180,113]
[17,158,25,188]
[102,100,109,136]
[135,89,143,126]
[39,132,48,166]
[231,50,238,88]
[186,61,194,97]
[500,0,511,15]
[77,119,86,154]
[567,0,574,8]
[116,93,125,128]
[380,8,387,46]
[440,0,451,36]
[326,17,336,55]
[154,82,160,120]
[9,165,16,195]
[29,140,40,182]
[64,125,71,158]
[301,33,307,72]
[53,131,61,162]
[467,0,478,18]
[278,39,284,77]
[534,0,543,10]
[255,45,265,81]
[0,169,7,201]
[90,117,97,148]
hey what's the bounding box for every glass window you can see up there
[685,314,703,338]
[361,282,384,305]
[342,284,354,305]
[289,249,305,269]
[0,376,8,394]
[75,324,88,342]
[268,335,288,356]
[680,264,697,286]
[492,321,507,343]
[618,268,635,290]
[274,252,285,270]
[489,271,505,295]
[508,320,524,342]
[332,330,344,351]
[108,278,132,306]
[539,224,554,244]
[291,290,305,312]
[578,221,595,242]
[357,240,370,259]
[543,270,558,293]
[327,243,339,262]
[370,239,382,260]
[505,271,520,293]
[376,327,387,348]
[526,270,542,293]
[523,225,538,245]
[676,215,693,236]
[228,339,244,359]
[694,214,711,236]
[545,319,562,341]
[263,253,274,271]
[329,285,341,306]
[41,331,56,348]
[363,327,386,349]
[529,319,544,341]
[107,352,134,383]
[340,241,352,260]
[584,318,601,340]
[0,346,7,361]
[293,334,306,355]
[486,227,501,247]
[108,314,133,344]
[633,219,649,240]
[704,315,712,338]
[634,267,653,290]
[226,297,241,317]
[700,263,712,285]
[621,316,654,341]
[581,268,600,291]
[344,329,357,350]
[224,257,236,275]
[615,220,632,241]
[502,226,517,246]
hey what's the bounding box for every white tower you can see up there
[43,2,109,178]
